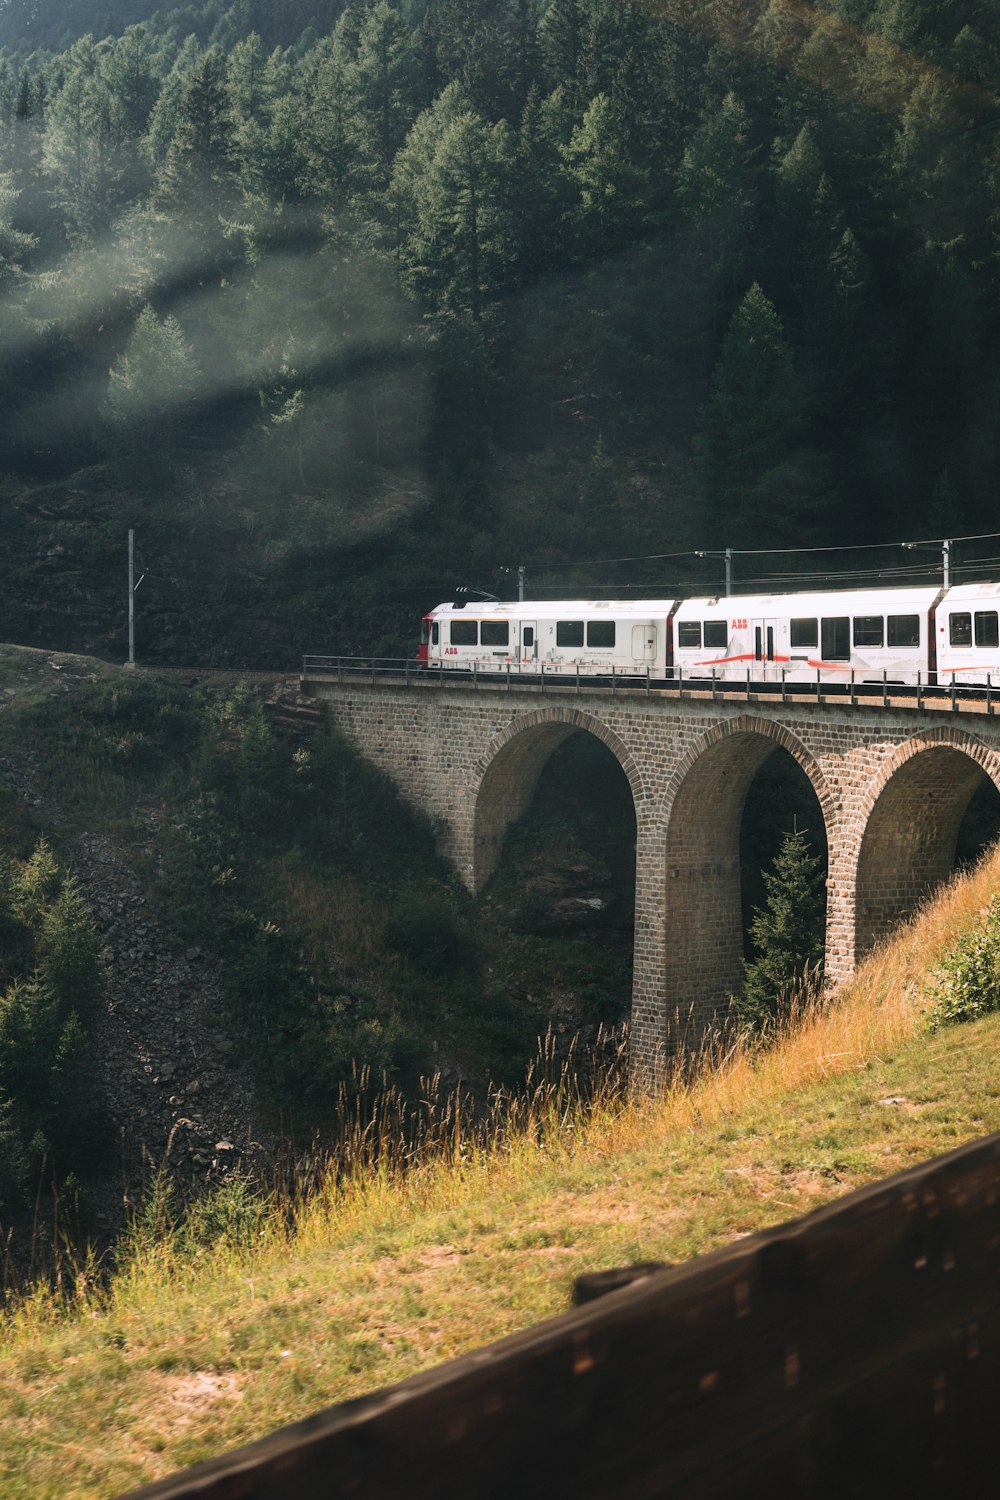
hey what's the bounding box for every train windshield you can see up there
[420,620,430,645]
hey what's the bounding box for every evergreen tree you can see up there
[734,824,825,1032]
[0,169,34,284]
[104,304,201,458]
[104,24,160,140]
[151,43,244,286]
[42,36,143,242]
[510,83,570,284]
[352,1,420,188]
[675,91,758,290]
[299,26,364,206]
[435,0,517,121]
[155,45,240,227]
[538,0,585,107]
[391,82,516,319]
[563,89,648,257]
[695,283,828,544]
[227,32,297,198]
[144,34,202,171]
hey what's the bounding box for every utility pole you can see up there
[695,548,734,597]
[943,538,951,588]
[517,564,525,602]
[126,530,145,669]
[127,529,135,667]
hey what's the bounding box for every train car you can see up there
[418,582,1000,688]
[419,599,679,676]
[672,585,943,685]
[936,582,1000,685]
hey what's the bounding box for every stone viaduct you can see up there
[302,673,1000,1078]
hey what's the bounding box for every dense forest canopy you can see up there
[0,0,999,662]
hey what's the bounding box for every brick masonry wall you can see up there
[306,679,1000,1081]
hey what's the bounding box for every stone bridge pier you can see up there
[306,677,1000,1081]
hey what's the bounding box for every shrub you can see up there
[382,887,476,978]
[927,897,1000,1030]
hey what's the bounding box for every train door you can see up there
[632,623,656,667]
[752,617,779,681]
[521,621,538,668]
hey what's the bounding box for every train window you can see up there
[853,615,884,647]
[420,621,429,645]
[481,620,509,646]
[790,618,818,648]
[975,611,999,648]
[432,623,439,645]
[949,613,972,647]
[887,614,919,647]
[703,621,728,649]
[556,621,584,647]
[450,619,478,646]
[587,621,616,648]
[678,622,701,648]
[523,627,534,648]
[821,617,850,660]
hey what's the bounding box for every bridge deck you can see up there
[301,659,999,717]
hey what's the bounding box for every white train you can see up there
[418,582,1000,686]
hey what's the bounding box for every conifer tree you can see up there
[104,304,200,458]
[563,89,647,255]
[352,1,420,188]
[143,35,201,171]
[734,824,825,1032]
[675,92,757,288]
[299,27,364,207]
[539,0,584,102]
[697,282,836,543]
[392,84,516,319]
[155,45,241,245]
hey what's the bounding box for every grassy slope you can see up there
[1,845,999,1496]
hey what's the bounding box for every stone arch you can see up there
[659,715,836,1035]
[471,708,646,892]
[852,729,1000,960]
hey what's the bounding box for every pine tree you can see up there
[563,89,648,256]
[695,283,832,544]
[42,36,142,241]
[539,0,584,104]
[298,27,364,207]
[0,169,34,285]
[510,83,569,284]
[104,24,160,140]
[143,35,202,171]
[734,825,825,1032]
[104,304,201,459]
[392,85,516,320]
[352,1,420,189]
[155,44,241,256]
[675,92,757,289]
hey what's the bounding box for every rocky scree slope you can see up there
[0,649,281,1214]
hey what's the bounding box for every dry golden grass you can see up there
[270,862,386,970]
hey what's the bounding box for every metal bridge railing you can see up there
[299,657,997,713]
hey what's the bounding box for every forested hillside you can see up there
[0,0,998,663]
